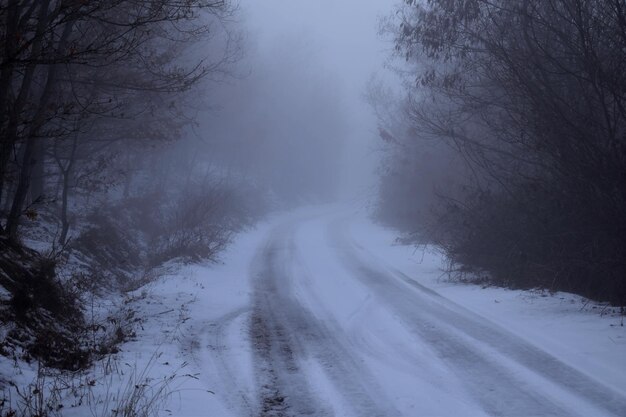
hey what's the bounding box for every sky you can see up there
[236,0,397,200]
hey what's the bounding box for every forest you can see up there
[375,0,626,305]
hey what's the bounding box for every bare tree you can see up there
[384,0,626,303]
[0,0,238,241]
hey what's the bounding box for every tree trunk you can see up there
[59,163,71,246]
[6,17,74,241]
[0,0,51,233]
[30,139,45,201]
[0,0,20,129]
[58,136,77,246]
[6,137,36,240]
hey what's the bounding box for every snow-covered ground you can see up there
[4,205,624,416]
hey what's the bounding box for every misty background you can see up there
[194,0,395,202]
[1,0,624,391]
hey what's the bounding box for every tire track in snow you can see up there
[250,223,325,416]
[331,216,626,417]
[250,219,398,417]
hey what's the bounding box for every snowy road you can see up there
[196,209,626,417]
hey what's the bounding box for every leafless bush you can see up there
[149,183,234,265]
[1,351,191,417]
[90,354,188,417]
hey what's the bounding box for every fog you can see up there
[0,0,401,262]
[2,2,625,413]
[196,0,395,203]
